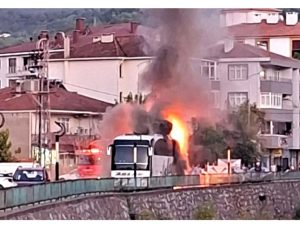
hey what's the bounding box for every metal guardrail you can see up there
[199,171,300,185]
[1,172,300,211]
[0,175,199,210]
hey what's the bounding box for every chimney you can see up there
[130,22,139,33]
[73,30,80,44]
[55,32,64,46]
[286,12,298,26]
[266,14,279,24]
[38,30,49,40]
[224,39,234,53]
[75,18,85,33]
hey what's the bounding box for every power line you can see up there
[63,82,118,97]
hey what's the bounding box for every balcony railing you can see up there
[260,76,292,83]
[6,66,37,78]
[259,134,289,148]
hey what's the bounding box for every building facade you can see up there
[204,41,300,170]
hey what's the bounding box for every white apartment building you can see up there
[204,40,300,170]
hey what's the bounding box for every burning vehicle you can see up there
[107,119,187,178]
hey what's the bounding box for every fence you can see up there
[0,175,199,210]
[1,172,300,211]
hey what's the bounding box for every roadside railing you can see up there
[1,172,300,211]
[199,171,300,185]
[0,175,199,211]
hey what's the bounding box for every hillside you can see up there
[0,8,142,47]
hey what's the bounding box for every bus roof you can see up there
[114,134,164,142]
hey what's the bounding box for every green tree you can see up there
[227,101,265,166]
[189,101,265,166]
[0,129,17,162]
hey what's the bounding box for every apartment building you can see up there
[203,41,300,170]
[226,10,300,59]
[220,8,283,27]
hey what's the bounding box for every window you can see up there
[228,92,248,108]
[260,93,282,109]
[292,40,300,60]
[256,40,269,51]
[228,64,248,80]
[23,56,35,70]
[9,79,17,87]
[274,71,280,81]
[8,58,16,74]
[57,117,70,133]
[200,61,218,80]
[260,69,281,81]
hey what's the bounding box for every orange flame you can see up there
[164,112,190,168]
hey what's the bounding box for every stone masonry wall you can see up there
[2,180,300,220]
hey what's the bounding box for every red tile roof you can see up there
[0,86,112,112]
[71,35,151,58]
[0,22,154,58]
[227,21,300,38]
[206,42,300,68]
[0,42,36,54]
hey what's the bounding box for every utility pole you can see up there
[31,35,50,166]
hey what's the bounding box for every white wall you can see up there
[244,39,256,46]
[64,60,121,103]
[48,61,64,81]
[48,58,152,104]
[226,13,247,26]
[269,38,291,57]
[223,10,280,26]
[218,62,262,110]
[119,59,152,100]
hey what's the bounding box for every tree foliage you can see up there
[189,101,265,167]
[0,129,15,162]
[0,9,142,47]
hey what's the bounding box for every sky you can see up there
[0,0,299,9]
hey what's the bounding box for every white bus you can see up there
[107,134,181,178]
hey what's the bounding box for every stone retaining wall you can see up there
[2,180,300,220]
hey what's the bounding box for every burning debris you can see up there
[99,9,224,174]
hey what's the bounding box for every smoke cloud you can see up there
[99,9,226,173]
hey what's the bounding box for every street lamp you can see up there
[227,146,231,174]
[133,143,137,188]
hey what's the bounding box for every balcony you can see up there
[260,77,292,94]
[259,134,288,149]
[6,66,37,78]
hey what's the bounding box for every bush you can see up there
[137,209,157,220]
[194,203,216,220]
[293,206,300,220]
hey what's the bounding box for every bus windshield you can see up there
[113,145,149,170]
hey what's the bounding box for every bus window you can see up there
[137,146,149,170]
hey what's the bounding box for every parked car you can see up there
[59,169,80,180]
[12,166,50,186]
[0,173,17,189]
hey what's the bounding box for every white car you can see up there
[0,173,17,189]
[59,170,80,180]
